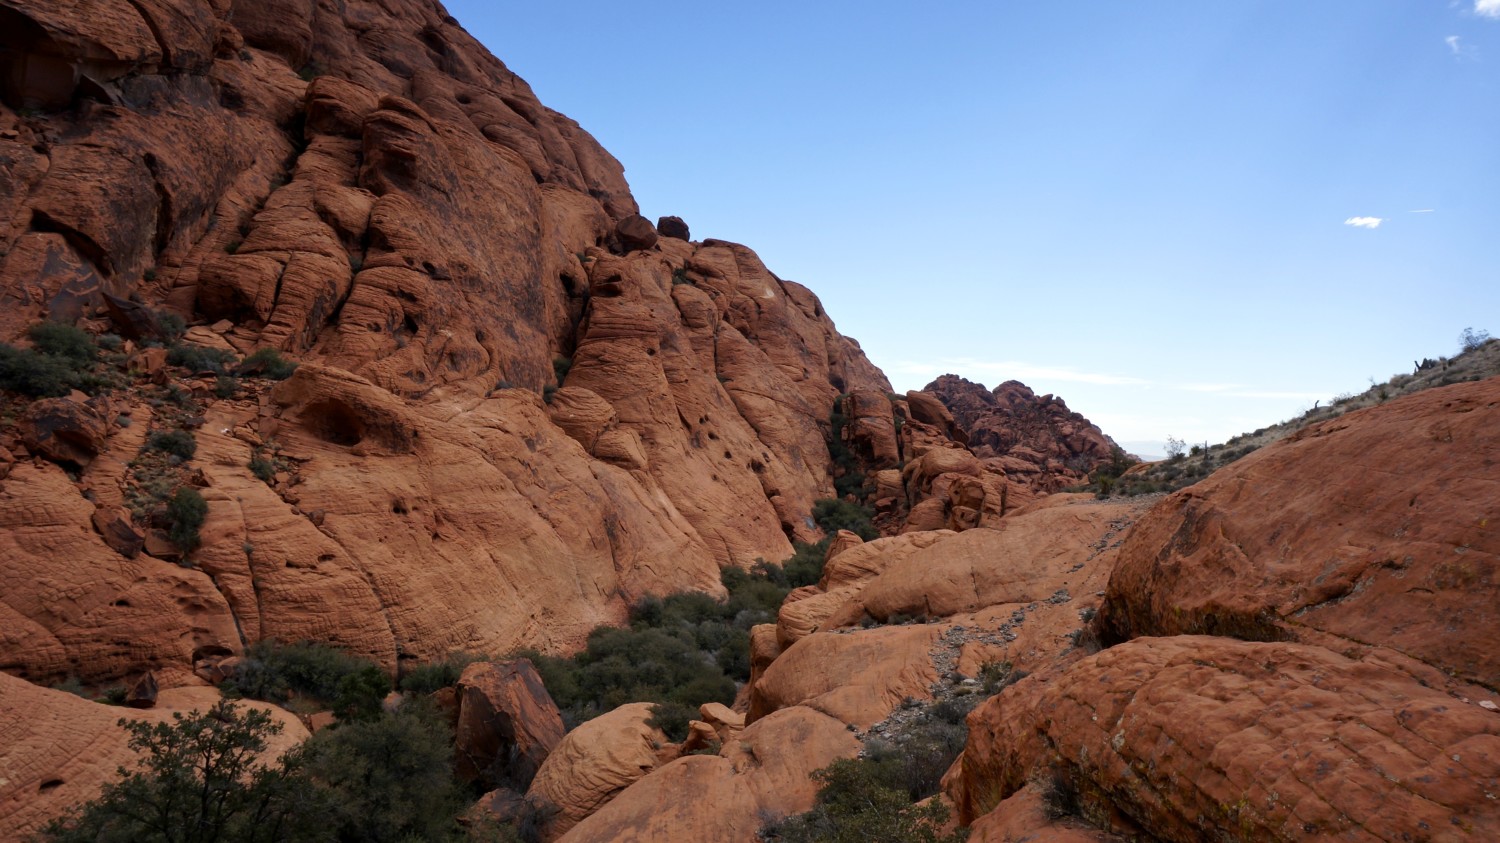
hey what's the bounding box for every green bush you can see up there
[38,701,330,843]
[0,344,75,396]
[166,486,208,553]
[40,699,482,843]
[812,498,877,540]
[764,754,968,843]
[147,430,197,460]
[518,565,790,729]
[249,456,277,482]
[221,640,390,721]
[215,375,240,398]
[398,651,486,695]
[154,311,186,344]
[242,347,298,380]
[301,699,467,843]
[552,355,572,384]
[781,539,827,588]
[168,344,239,374]
[28,322,97,364]
[647,701,696,742]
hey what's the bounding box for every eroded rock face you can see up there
[955,636,1500,841]
[0,0,894,687]
[1098,377,1500,688]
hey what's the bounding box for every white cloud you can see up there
[1447,34,1478,58]
[1478,0,1500,19]
[1344,216,1384,229]
[1410,208,1435,213]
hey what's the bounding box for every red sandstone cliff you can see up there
[0,0,891,689]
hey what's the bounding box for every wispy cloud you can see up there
[1410,208,1435,213]
[1478,0,1500,19]
[1344,216,1384,229]
[1447,34,1478,59]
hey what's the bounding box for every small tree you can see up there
[1460,327,1491,353]
[1164,436,1186,460]
[39,702,330,843]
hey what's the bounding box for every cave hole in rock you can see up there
[39,780,63,793]
[301,399,365,446]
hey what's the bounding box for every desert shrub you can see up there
[763,754,967,843]
[552,355,572,384]
[242,347,298,380]
[221,640,389,721]
[168,344,238,374]
[398,651,486,695]
[0,344,75,396]
[40,699,481,843]
[783,539,831,588]
[154,311,187,344]
[28,322,98,364]
[215,375,241,398]
[37,701,330,843]
[301,699,467,843]
[647,701,697,742]
[147,429,197,459]
[249,456,276,482]
[519,567,790,728]
[812,497,877,540]
[166,486,208,553]
[1460,326,1491,353]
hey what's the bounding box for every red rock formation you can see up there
[1098,377,1500,688]
[924,374,1118,488]
[952,377,1500,840]
[0,0,892,691]
[955,636,1500,841]
[522,702,672,841]
[453,660,565,789]
[556,706,860,843]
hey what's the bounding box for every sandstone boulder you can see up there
[557,706,860,842]
[614,214,659,252]
[523,702,670,840]
[956,636,1500,841]
[455,660,566,789]
[18,396,111,467]
[656,215,690,241]
[1099,376,1500,689]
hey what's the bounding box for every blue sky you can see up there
[447,1,1499,455]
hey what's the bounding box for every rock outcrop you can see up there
[453,660,565,789]
[556,706,860,843]
[952,378,1500,841]
[925,374,1119,488]
[0,0,891,691]
[956,636,1500,840]
[1098,377,1500,689]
